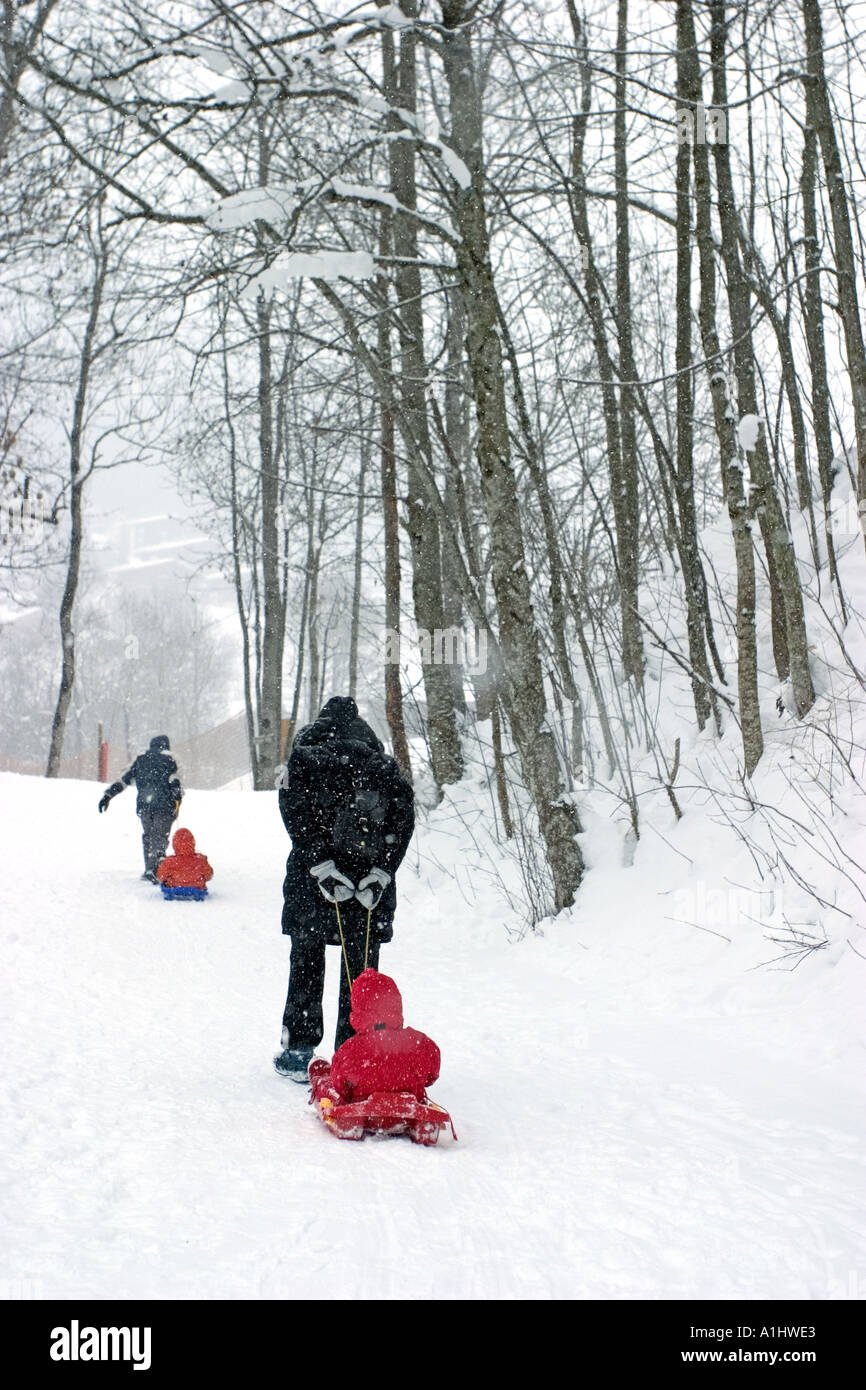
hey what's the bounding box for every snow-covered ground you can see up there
[2,758,864,1302]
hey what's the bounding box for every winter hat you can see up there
[172,828,195,855]
[304,696,384,753]
[349,969,404,1033]
[320,696,358,725]
[150,734,171,752]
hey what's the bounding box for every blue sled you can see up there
[160,884,208,902]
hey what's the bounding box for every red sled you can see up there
[308,1058,457,1146]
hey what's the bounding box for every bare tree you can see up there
[382,4,463,790]
[566,2,643,690]
[800,0,866,537]
[709,0,814,720]
[0,0,60,161]
[46,204,159,775]
[679,0,762,773]
[439,0,584,908]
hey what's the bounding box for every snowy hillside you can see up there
[2,759,864,1304]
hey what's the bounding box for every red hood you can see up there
[349,970,404,1033]
[172,828,196,855]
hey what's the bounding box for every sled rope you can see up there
[334,900,373,990]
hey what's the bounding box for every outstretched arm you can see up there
[98,758,137,813]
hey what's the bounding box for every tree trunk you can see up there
[348,395,367,702]
[710,0,814,718]
[254,290,286,785]
[224,322,260,782]
[282,551,310,759]
[736,225,819,564]
[250,125,287,787]
[377,215,412,782]
[801,0,866,534]
[384,8,463,789]
[440,0,583,910]
[800,86,846,611]
[306,521,321,725]
[0,0,59,162]
[46,243,107,777]
[491,700,513,839]
[442,285,469,718]
[679,0,763,773]
[612,0,644,688]
[674,1,714,731]
[566,3,643,687]
[498,304,584,770]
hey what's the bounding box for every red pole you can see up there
[98,723,108,782]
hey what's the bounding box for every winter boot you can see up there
[274,1047,314,1083]
[142,870,159,884]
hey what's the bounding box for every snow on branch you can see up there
[329,178,457,241]
[329,176,398,210]
[242,250,376,295]
[737,414,762,452]
[356,92,471,189]
[184,45,236,76]
[435,141,471,189]
[341,5,414,33]
[205,187,298,231]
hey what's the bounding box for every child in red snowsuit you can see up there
[309,971,450,1143]
[156,828,214,892]
[328,969,440,1101]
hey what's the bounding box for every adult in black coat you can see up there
[275,696,415,1080]
[97,735,183,880]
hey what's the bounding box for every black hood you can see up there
[149,735,171,752]
[295,697,384,753]
[320,696,359,727]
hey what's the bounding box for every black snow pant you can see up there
[139,807,174,874]
[282,928,381,1054]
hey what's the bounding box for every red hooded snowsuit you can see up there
[328,970,440,1103]
[156,828,214,891]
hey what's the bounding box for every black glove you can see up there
[310,859,355,903]
[355,868,390,910]
[98,793,111,814]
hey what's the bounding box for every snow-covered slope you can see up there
[2,763,864,1301]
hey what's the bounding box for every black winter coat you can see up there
[106,736,182,816]
[279,698,415,947]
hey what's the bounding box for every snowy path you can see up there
[2,773,864,1301]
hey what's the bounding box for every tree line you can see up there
[2,0,865,916]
